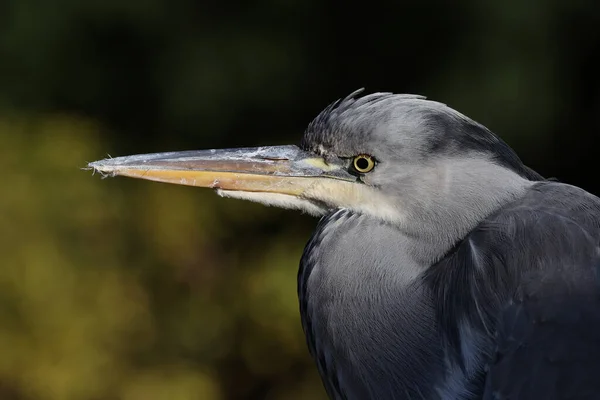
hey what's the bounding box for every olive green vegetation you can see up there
[0,117,322,399]
[0,0,598,399]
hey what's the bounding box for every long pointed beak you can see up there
[87,145,355,196]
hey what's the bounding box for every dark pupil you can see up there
[355,157,370,170]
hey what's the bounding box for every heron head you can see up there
[88,90,538,224]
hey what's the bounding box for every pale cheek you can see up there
[302,180,404,224]
[304,180,366,207]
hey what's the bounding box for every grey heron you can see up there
[89,90,600,399]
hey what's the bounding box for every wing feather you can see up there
[429,182,600,399]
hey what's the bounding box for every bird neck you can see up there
[299,209,447,399]
[394,158,535,265]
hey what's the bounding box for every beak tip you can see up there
[86,159,118,178]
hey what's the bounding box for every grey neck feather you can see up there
[388,156,534,266]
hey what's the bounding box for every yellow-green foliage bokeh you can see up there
[0,116,325,399]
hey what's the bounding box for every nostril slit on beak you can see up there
[262,157,289,161]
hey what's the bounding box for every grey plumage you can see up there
[298,91,600,399]
[88,89,600,400]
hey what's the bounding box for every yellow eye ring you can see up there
[353,154,375,173]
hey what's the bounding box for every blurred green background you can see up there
[1,1,599,399]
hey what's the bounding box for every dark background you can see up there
[1,1,599,399]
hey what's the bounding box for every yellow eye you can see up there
[352,154,375,173]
